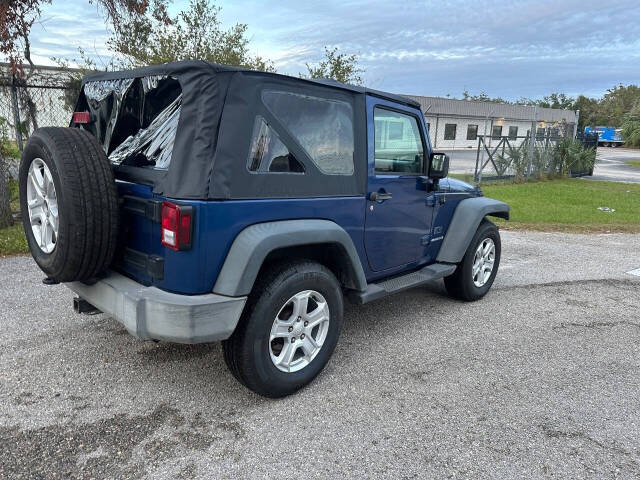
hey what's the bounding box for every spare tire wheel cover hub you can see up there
[27,158,58,254]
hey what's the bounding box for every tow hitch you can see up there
[73,297,102,315]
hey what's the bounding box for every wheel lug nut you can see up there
[304,321,308,327]
[300,334,305,339]
[297,316,301,322]
[288,326,293,332]
[291,337,296,343]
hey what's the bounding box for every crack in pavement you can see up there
[495,278,640,291]
[552,320,640,330]
[540,424,636,460]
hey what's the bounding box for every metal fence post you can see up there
[10,76,23,151]
[528,105,537,178]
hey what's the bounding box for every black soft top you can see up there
[82,60,420,109]
[78,60,420,199]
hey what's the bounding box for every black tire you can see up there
[222,261,344,398]
[444,220,501,301]
[19,127,119,282]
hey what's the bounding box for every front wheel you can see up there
[222,261,344,398]
[444,220,501,301]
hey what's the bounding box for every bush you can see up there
[621,106,640,147]
[552,137,596,175]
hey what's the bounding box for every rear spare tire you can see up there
[19,127,119,282]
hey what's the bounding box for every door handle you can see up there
[369,191,392,202]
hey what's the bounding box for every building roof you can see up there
[403,95,577,124]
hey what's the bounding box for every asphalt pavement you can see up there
[1,231,639,479]
[588,147,640,183]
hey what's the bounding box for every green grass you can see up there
[4,140,21,159]
[9,179,19,211]
[481,178,640,233]
[0,223,28,256]
[626,160,640,169]
[1,179,26,256]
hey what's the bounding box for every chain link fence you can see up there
[474,130,598,183]
[0,65,76,225]
[1,70,76,151]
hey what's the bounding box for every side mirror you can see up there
[429,152,449,179]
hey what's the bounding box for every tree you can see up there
[0,0,52,74]
[621,101,640,147]
[572,95,602,130]
[304,47,364,85]
[599,84,640,127]
[1,1,172,75]
[536,93,575,110]
[461,90,511,104]
[107,0,273,71]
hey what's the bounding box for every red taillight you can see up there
[161,201,193,251]
[72,111,91,124]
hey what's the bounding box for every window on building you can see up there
[262,90,354,175]
[374,108,424,174]
[466,124,478,141]
[536,127,546,139]
[508,126,518,140]
[492,125,503,140]
[247,117,305,174]
[444,123,456,140]
[549,127,559,138]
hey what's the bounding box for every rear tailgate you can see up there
[115,181,162,287]
[114,181,208,295]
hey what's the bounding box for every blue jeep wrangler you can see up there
[19,61,509,397]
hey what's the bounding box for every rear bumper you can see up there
[67,272,247,344]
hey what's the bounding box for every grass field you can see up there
[0,223,28,257]
[481,178,640,233]
[627,160,640,169]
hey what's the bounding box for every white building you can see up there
[404,95,578,150]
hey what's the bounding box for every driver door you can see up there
[364,100,435,272]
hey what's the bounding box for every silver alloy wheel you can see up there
[269,290,330,373]
[26,158,59,254]
[472,237,495,287]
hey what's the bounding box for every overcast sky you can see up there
[21,0,640,100]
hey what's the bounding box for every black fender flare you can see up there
[436,197,510,264]
[213,219,368,297]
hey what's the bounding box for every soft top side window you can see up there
[247,116,305,174]
[262,90,355,175]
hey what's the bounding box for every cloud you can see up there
[14,0,640,99]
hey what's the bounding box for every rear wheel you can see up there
[223,261,343,397]
[444,220,501,301]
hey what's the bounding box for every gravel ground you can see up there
[1,231,639,479]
